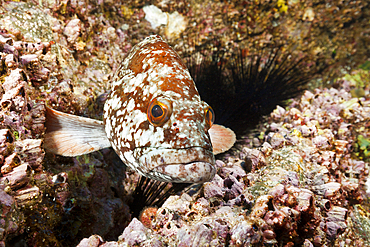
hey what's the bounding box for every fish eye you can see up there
[147,97,172,127]
[205,106,215,129]
[151,105,163,118]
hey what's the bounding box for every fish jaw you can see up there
[135,147,215,183]
[153,162,215,183]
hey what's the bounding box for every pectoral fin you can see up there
[209,124,236,155]
[44,106,111,156]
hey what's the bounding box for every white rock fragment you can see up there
[63,18,81,43]
[143,5,187,39]
[165,11,187,39]
[303,7,315,22]
[143,5,168,29]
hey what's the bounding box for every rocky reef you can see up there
[0,2,132,245]
[76,75,370,246]
[0,0,369,246]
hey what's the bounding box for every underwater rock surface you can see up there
[77,79,370,246]
[0,0,369,246]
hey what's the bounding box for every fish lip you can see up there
[136,147,216,183]
[150,161,216,183]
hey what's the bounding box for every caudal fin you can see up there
[44,106,111,156]
[209,124,236,155]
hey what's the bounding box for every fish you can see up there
[44,35,236,183]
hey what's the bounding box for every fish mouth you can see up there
[152,161,215,183]
[136,147,216,183]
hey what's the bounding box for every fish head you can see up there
[104,35,216,183]
[134,91,216,183]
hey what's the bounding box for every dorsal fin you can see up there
[209,124,236,155]
[44,106,111,156]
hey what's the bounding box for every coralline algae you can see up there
[77,75,370,246]
[1,0,370,246]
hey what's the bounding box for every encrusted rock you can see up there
[0,164,30,189]
[14,139,44,171]
[0,189,15,215]
[14,186,40,205]
[63,19,82,44]
[1,153,19,174]
[118,218,163,246]
[76,235,104,247]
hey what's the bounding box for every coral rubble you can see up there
[77,75,370,246]
[0,0,369,246]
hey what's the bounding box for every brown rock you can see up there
[1,153,19,174]
[0,189,15,215]
[14,186,40,205]
[0,164,30,189]
[15,139,44,171]
[2,68,24,92]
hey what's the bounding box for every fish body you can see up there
[45,35,235,183]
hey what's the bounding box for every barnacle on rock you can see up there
[81,70,370,246]
[1,0,370,246]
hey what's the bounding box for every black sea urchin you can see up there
[186,45,323,136]
[130,176,190,218]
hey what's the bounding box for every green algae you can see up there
[350,205,370,246]
[354,135,370,162]
[249,146,307,198]
[2,2,54,42]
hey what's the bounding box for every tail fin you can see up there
[44,106,111,156]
